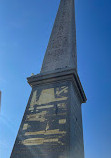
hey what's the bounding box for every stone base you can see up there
[10,68,86,158]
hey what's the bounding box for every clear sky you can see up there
[0,0,111,157]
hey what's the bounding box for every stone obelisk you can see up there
[10,0,86,158]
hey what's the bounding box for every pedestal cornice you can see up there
[27,68,87,103]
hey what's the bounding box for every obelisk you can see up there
[10,0,86,158]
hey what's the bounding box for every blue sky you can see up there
[0,0,111,157]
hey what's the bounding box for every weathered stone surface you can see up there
[10,0,87,157]
[10,70,86,158]
[11,81,70,158]
[41,0,77,73]
[70,83,84,158]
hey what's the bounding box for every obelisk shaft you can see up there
[41,0,77,73]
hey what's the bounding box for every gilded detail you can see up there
[59,119,66,124]
[21,138,63,146]
[25,129,66,136]
[23,124,30,130]
[30,90,37,106]
[36,88,68,105]
[58,103,66,108]
[37,104,54,110]
[29,87,68,107]
[26,111,47,122]
[56,86,68,96]
[22,85,68,149]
